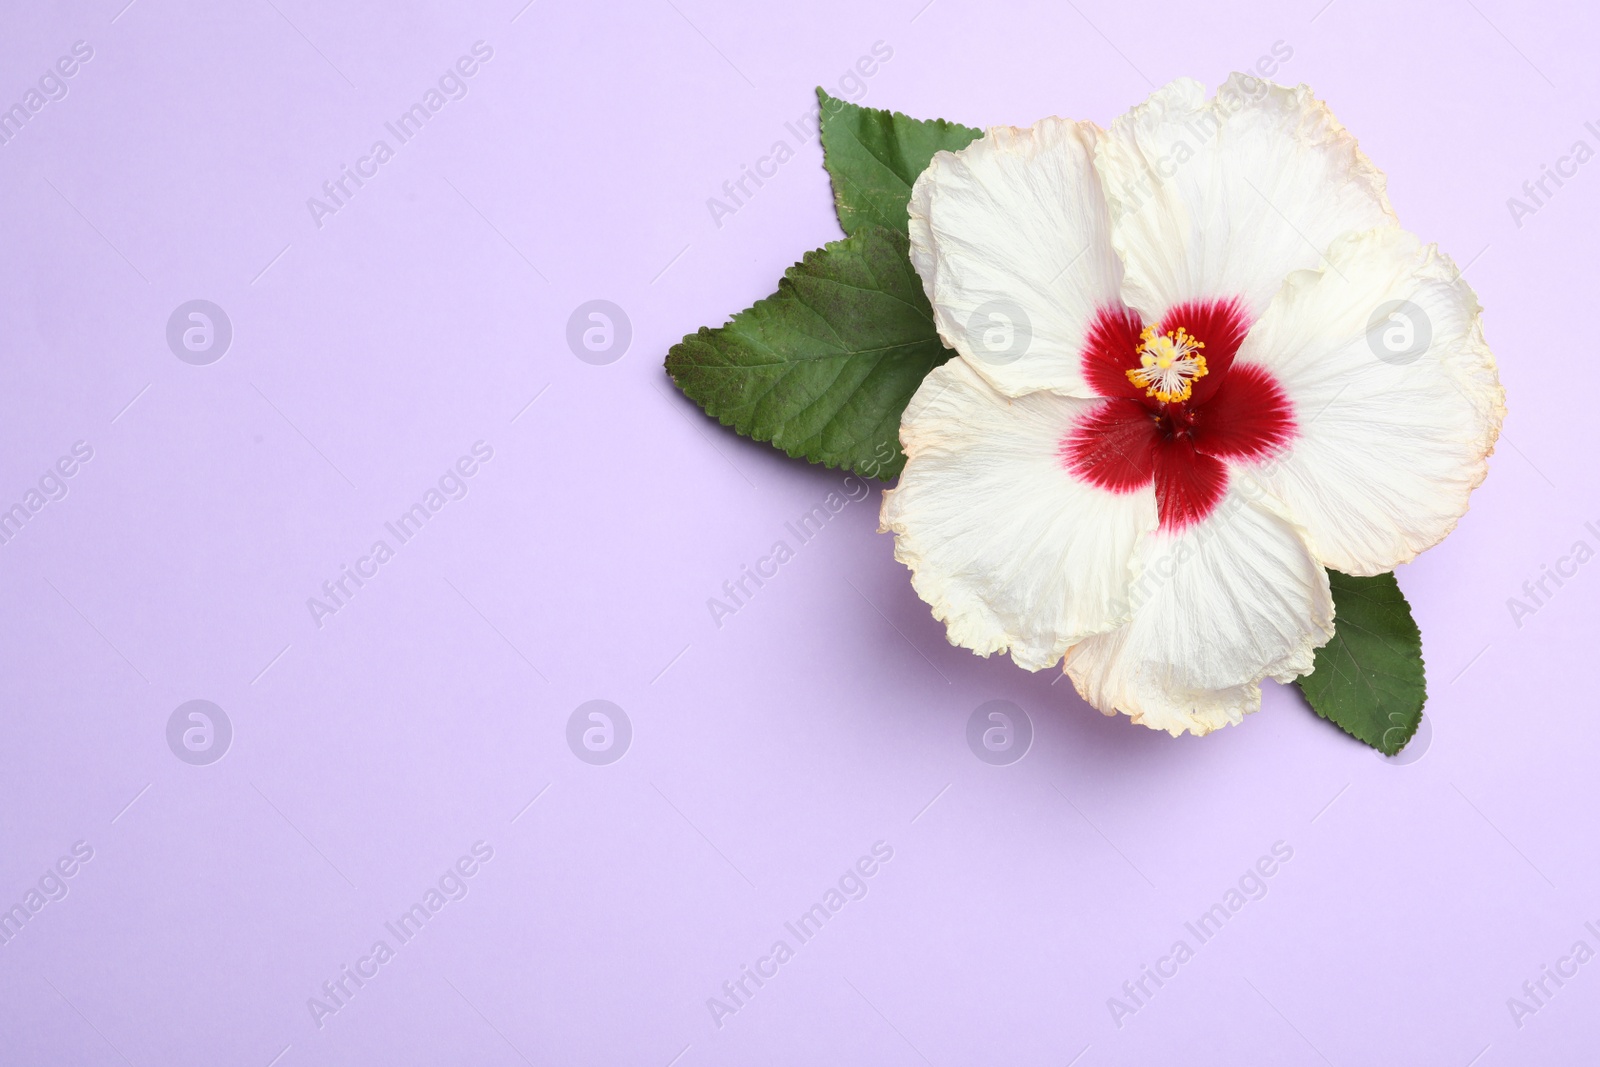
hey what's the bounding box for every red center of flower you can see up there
[1061,299,1295,530]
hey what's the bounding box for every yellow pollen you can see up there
[1127,325,1208,402]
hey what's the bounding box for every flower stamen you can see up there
[1127,326,1208,403]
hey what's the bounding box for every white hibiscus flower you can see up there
[880,75,1505,737]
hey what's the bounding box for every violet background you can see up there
[0,0,1594,1064]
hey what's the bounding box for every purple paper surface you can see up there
[0,0,1595,1064]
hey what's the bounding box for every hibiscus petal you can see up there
[1063,490,1334,736]
[881,358,1157,671]
[908,117,1126,399]
[1235,226,1506,574]
[1190,362,1296,462]
[1061,398,1159,492]
[1151,435,1230,530]
[1096,75,1395,322]
[1080,305,1149,400]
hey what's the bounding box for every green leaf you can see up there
[1295,570,1427,756]
[817,88,981,237]
[665,224,952,480]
